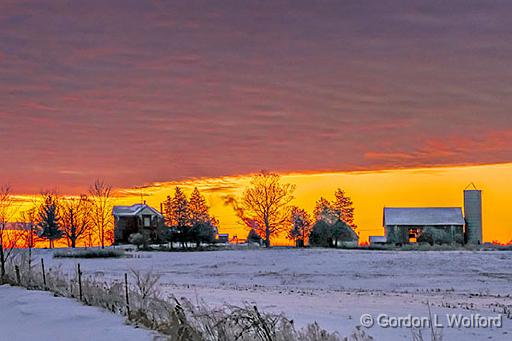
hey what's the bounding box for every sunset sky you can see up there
[1,1,511,243]
[112,163,512,244]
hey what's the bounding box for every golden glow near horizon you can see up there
[12,163,512,245]
[115,163,512,245]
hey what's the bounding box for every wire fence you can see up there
[1,250,366,341]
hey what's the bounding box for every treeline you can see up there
[129,187,219,250]
[1,181,113,249]
[0,181,113,280]
[0,171,359,256]
[230,171,358,248]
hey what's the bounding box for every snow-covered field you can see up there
[0,285,157,341]
[33,248,512,340]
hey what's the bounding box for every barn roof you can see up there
[384,207,465,226]
[112,204,163,217]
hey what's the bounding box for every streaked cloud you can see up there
[1,1,512,192]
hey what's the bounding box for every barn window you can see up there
[408,227,419,243]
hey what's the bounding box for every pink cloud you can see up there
[1,1,512,192]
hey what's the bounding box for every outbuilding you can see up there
[383,207,465,245]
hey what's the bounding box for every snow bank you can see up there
[0,285,157,341]
[34,248,512,340]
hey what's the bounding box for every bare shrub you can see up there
[188,301,292,341]
[342,326,374,341]
[54,248,125,258]
[298,322,341,341]
[412,329,443,341]
[130,269,161,311]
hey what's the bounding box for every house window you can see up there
[143,217,151,227]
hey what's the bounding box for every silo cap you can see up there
[465,183,479,190]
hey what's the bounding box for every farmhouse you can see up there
[112,204,164,244]
[377,188,483,246]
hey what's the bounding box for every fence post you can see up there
[124,273,130,319]
[41,258,47,290]
[77,263,83,302]
[15,265,21,285]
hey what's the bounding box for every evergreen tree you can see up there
[333,189,357,230]
[247,228,263,244]
[38,193,63,248]
[170,187,190,228]
[188,188,218,247]
[190,221,217,247]
[288,206,312,247]
[313,197,336,223]
[161,187,220,248]
[164,187,190,248]
[310,190,358,247]
[189,187,209,225]
[163,195,173,226]
[309,219,355,248]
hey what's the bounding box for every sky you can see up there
[1,1,512,192]
[1,1,512,242]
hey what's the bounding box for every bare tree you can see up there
[0,185,18,281]
[242,171,295,248]
[89,180,113,248]
[19,202,40,277]
[61,195,93,248]
[19,203,39,249]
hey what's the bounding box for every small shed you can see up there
[369,236,387,246]
[217,233,229,244]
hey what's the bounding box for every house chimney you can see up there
[160,202,163,214]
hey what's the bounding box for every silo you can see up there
[464,188,482,244]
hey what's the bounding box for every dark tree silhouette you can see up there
[333,189,357,230]
[288,206,312,247]
[38,192,63,248]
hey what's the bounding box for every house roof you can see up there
[384,207,465,226]
[112,204,163,218]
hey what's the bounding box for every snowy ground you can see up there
[33,248,512,341]
[0,285,158,341]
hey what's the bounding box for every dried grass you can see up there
[5,250,372,341]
